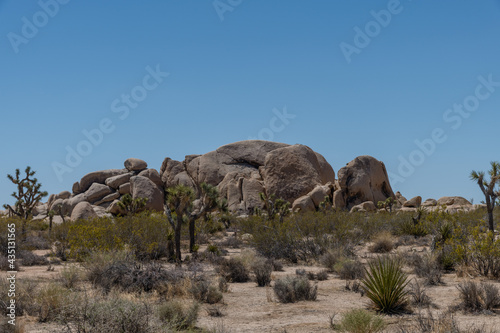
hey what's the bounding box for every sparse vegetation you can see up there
[273,275,317,303]
[334,308,386,333]
[456,281,500,313]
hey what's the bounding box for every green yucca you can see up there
[361,256,409,314]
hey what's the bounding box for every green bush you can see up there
[273,275,317,303]
[56,213,175,261]
[362,256,409,314]
[335,308,386,333]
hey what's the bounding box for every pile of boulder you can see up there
[36,158,164,222]
[23,140,485,222]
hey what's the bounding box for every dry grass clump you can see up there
[333,308,386,333]
[456,281,500,313]
[368,231,395,254]
[158,300,199,330]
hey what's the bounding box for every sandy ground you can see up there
[10,245,500,333]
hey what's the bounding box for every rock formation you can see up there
[160,140,336,215]
[333,155,395,210]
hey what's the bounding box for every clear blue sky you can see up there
[1,0,500,206]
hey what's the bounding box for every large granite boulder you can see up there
[124,158,148,172]
[334,156,395,210]
[261,144,335,203]
[130,176,164,212]
[75,169,127,194]
[71,201,98,221]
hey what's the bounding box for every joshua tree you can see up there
[3,166,48,239]
[470,161,500,232]
[117,194,147,215]
[188,182,226,253]
[164,184,195,263]
[259,192,290,222]
[377,197,395,212]
[3,166,48,220]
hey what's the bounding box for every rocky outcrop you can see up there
[422,198,437,207]
[160,140,335,215]
[334,156,395,210]
[437,196,472,206]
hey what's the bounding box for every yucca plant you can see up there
[361,256,409,314]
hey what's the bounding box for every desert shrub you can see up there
[0,318,25,333]
[295,268,306,276]
[362,256,409,314]
[269,258,284,271]
[64,294,154,333]
[59,265,81,289]
[0,255,18,271]
[217,258,250,283]
[61,214,174,261]
[335,259,365,280]
[316,270,329,281]
[18,250,49,266]
[36,283,71,322]
[456,281,500,313]
[23,235,50,250]
[158,300,199,330]
[397,310,484,333]
[85,251,180,293]
[467,228,500,278]
[0,278,38,317]
[334,309,386,333]
[273,275,317,303]
[218,235,242,249]
[190,278,223,304]
[115,213,173,260]
[411,254,442,285]
[408,279,432,308]
[320,249,346,272]
[67,218,122,260]
[252,257,272,287]
[368,232,394,253]
[394,217,430,237]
